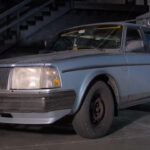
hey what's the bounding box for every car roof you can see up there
[62,22,148,32]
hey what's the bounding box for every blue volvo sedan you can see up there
[0,22,149,139]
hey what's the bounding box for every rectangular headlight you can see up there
[10,67,61,90]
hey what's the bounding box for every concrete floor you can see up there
[0,104,150,150]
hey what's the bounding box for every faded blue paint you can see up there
[53,54,128,112]
[0,22,149,124]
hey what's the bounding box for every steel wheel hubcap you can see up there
[90,93,105,125]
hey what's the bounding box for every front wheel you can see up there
[72,81,114,139]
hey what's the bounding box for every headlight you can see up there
[10,67,61,90]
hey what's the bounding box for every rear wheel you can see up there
[72,81,114,139]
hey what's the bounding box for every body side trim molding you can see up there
[62,63,150,73]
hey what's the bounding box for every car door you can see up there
[125,25,150,105]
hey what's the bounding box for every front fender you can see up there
[71,70,109,113]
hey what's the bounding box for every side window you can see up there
[144,31,150,52]
[126,28,145,53]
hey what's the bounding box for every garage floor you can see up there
[0,104,150,150]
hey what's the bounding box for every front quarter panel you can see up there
[52,54,129,113]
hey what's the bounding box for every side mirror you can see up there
[126,40,144,52]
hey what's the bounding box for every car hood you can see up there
[0,49,104,66]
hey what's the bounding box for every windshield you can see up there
[50,24,123,52]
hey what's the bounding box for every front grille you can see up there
[0,68,11,90]
[0,90,76,113]
[0,97,45,113]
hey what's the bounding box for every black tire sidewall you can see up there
[73,81,114,139]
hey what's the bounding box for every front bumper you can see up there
[0,90,76,124]
[0,110,71,125]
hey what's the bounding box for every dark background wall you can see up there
[21,9,142,47]
[0,0,148,51]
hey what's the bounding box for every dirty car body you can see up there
[0,22,149,138]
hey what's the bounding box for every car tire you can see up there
[72,81,114,139]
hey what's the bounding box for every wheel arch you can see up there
[73,71,120,116]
